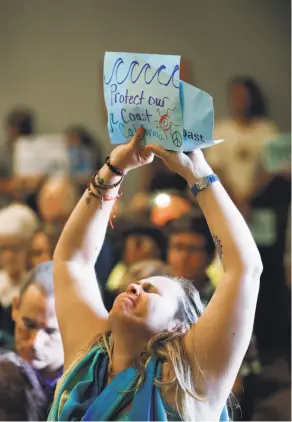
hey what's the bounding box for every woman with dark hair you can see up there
[28,227,59,269]
[227,76,267,119]
[49,128,262,421]
[206,76,277,208]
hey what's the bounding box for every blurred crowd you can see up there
[0,76,290,421]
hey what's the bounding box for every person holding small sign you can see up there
[49,128,262,421]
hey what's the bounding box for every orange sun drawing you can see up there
[155,107,179,139]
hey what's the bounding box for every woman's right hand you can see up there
[109,127,154,174]
[145,145,212,186]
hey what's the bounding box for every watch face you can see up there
[197,179,207,189]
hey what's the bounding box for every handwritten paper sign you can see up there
[104,52,219,152]
[180,81,216,151]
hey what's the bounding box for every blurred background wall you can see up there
[0,0,290,194]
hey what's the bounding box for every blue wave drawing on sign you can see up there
[104,57,179,88]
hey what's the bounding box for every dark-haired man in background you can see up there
[1,261,63,414]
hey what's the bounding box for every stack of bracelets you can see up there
[86,156,124,227]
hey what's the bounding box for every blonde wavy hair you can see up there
[54,277,220,421]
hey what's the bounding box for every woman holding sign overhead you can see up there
[50,128,262,421]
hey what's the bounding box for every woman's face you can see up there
[66,131,81,146]
[109,276,185,335]
[0,235,27,280]
[228,82,250,116]
[124,235,160,266]
[30,232,51,269]
[167,233,209,281]
[38,179,73,223]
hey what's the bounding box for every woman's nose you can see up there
[126,283,141,296]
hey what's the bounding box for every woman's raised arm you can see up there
[54,128,153,369]
[146,146,263,416]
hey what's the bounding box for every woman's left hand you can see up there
[145,145,212,185]
[110,127,154,173]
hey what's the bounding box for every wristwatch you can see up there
[191,174,220,198]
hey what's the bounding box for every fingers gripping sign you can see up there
[110,127,154,173]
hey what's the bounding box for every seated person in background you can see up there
[29,227,59,269]
[2,261,64,412]
[206,76,277,209]
[0,204,39,338]
[65,125,103,192]
[167,212,261,421]
[166,212,216,304]
[0,351,47,421]
[0,107,35,206]
[37,175,79,238]
[118,260,172,294]
[106,223,167,296]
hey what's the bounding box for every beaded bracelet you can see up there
[86,184,122,208]
[86,183,122,228]
[91,170,124,191]
[105,156,124,177]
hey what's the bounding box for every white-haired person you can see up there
[0,204,39,339]
[49,128,262,421]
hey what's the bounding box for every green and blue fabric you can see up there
[49,344,229,421]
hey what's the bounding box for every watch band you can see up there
[191,174,220,198]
